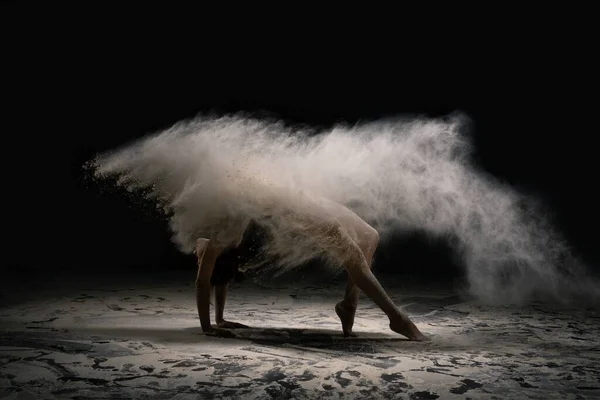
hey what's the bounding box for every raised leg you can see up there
[214,284,248,329]
[329,225,426,341]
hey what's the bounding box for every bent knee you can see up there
[356,225,379,252]
[366,226,379,246]
[320,222,348,242]
[322,223,366,264]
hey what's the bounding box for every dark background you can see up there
[4,4,598,282]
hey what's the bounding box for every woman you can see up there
[194,198,427,341]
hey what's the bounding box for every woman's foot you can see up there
[335,301,358,337]
[389,316,427,341]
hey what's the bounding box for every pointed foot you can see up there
[389,317,427,341]
[335,301,358,338]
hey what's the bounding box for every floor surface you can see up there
[1,271,599,399]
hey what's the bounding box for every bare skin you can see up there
[334,226,378,337]
[317,221,426,341]
[195,238,228,337]
[195,238,249,338]
[194,203,426,341]
[214,284,248,329]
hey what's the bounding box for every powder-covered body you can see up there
[191,181,378,273]
[192,192,424,340]
[91,114,597,306]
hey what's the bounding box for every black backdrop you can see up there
[4,4,598,280]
